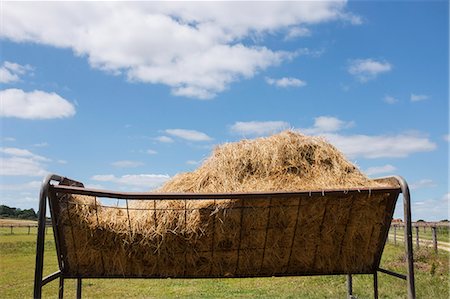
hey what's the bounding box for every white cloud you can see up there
[0,61,33,83]
[298,116,437,159]
[230,121,289,136]
[443,134,450,142]
[323,132,436,159]
[155,136,174,143]
[91,174,170,189]
[265,77,306,88]
[365,164,397,176]
[410,93,429,102]
[0,147,49,176]
[1,2,357,99]
[383,95,399,104]
[33,142,49,148]
[0,147,49,161]
[0,180,41,191]
[146,149,157,155]
[284,27,311,40]
[348,58,392,82]
[111,160,144,168]
[410,179,437,190]
[300,116,354,135]
[165,129,212,141]
[411,194,449,221]
[186,160,200,165]
[0,88,75,119]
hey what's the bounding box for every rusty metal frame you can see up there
[33,174,415,299]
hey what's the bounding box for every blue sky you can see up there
[0,1,448,221]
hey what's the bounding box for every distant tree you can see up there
[440,219,449,222]
[416,219,425,222]
[0,205,37,220]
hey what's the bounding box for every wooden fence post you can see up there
[415,226,419,249]
[431,226,437,253]
[28,226,31,235]
[394,225,397,245]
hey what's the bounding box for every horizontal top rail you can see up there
[50,184,401,200]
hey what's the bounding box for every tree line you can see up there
[0,205,37,220]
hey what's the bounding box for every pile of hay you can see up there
[57,131,398,277]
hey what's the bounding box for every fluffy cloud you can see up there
[0,147,49,176]
[155,136,174,143]
[410,179,437,190]
[284,27,311,40]
[0,61,33,83]
[2,2,356,99]
[165,129,212,141]
[383,95,399,104]
[365,164,397,176]
[348,58,392,82]
[410,93,429,102]
[230,121,290,136]
[298,116,436,159]
[265,77,306,88]
[323,132,436,159]
[0,88,75,119]
[299,116,354,135]
[91,174,170,189]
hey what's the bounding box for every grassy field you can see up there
[0,224,449,298]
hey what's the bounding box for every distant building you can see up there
[391,218,403,223]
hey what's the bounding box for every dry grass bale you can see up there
[57,131,399,277]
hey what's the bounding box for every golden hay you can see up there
[56,131,399,277]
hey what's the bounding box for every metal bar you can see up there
[373,272,378,299]
[235,198,245,274]
[34,174,64,299]
[286,195,302,273]
[347,274,353,298]
[58,276,64,299]
[76,278,82,299]
[393,176,416,299]
[377,268,407,280]
[42,270,62,286]
[260,196,273,273]
[51,184,401,200]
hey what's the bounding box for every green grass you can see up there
[0,230,448,298]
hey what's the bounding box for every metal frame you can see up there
[33,174,415,299]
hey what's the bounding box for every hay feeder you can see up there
[34,174,416,299]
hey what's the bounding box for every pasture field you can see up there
[0,226,448,298]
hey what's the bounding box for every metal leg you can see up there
[58,277,64,299]
[77,278,82,299]
[347,274,353,299]
[33,174,64,299]
[373,272,378,299]
[394,176,416,299]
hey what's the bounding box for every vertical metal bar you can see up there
[76,278,82,299]
[394,176,416,299]
[431,226,437,253]
[286,195,302,273]
[235,198,245,275]
[415,226,419,249]
[58,276,64,299]
[373,272,378,299]
[347,274,353,298]
[34,174,63,299]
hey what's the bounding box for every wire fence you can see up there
[389,222,450,253]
